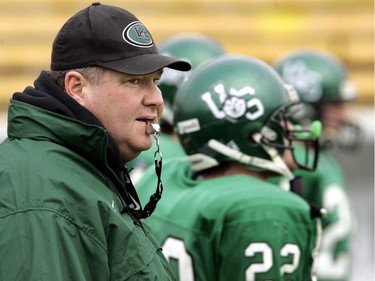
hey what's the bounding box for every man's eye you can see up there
[128,79,140,84]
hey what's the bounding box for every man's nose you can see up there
[144,84,164,108]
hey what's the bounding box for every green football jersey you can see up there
[128,134,185,184]
[271,148,354,281]
[137,158,320,281]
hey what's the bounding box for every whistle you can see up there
[146,122,160,134]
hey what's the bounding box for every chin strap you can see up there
[252,133,295,181]
[207,133,294,182]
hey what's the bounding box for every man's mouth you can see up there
[136,118,160,134]
[136,118,154,124]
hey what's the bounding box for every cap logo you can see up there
[122,21,154,48]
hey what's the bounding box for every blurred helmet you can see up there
[174,55,321,178]
[273,49,356,105]
[158,33,225,128]
[273,49,361,151]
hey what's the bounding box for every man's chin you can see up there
[123,142,153,162]
[139,139,154,153]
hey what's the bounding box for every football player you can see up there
[137,54,324,280]
[273,49,360,281]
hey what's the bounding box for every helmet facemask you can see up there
[260,100,321,172]
[315,102,362,152]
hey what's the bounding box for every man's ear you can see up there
[64,71,87,106]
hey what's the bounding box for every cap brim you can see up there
[97,54,191,75]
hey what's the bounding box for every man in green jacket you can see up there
[0,3,190,280]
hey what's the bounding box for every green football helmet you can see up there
[273,49,361,151]
[158,33,225,129]
[174,55,321,178]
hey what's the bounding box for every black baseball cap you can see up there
[51,2,191,74]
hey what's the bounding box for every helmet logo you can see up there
[201,83,264,121]
[281,61,322,102]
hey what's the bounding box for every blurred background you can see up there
[0,0,373,280]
